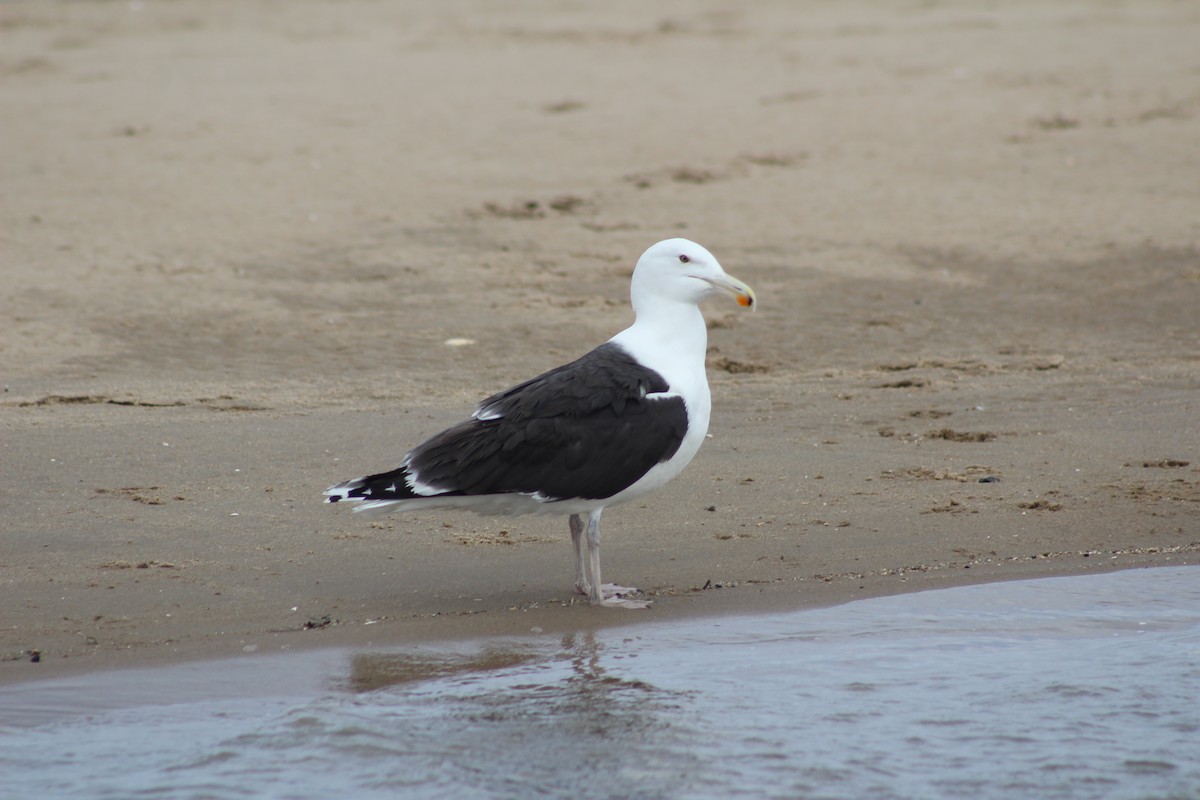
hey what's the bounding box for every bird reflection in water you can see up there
[344,631,685,739]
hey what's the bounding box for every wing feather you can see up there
[409,343,687,501]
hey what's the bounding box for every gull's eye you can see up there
[678,254,690,264]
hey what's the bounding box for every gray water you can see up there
[2,566,1198,800]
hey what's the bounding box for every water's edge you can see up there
[2,566,1197,800]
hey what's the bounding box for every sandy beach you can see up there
[2,0,1197,683]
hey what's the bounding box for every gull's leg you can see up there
[583,508,603,602]
[569,513,590,597]
[585,508,650,610]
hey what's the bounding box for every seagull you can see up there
[324,238,756,608]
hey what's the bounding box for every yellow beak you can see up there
[704,274,757,310]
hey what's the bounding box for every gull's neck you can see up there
[609,297,709,378]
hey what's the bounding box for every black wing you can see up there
[395,342,689,502]
[473,342,668,422]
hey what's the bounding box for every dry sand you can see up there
[2,0,1198,682]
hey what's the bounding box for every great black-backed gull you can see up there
[324,238,756,608]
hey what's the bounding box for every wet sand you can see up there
[2,0,1198,682]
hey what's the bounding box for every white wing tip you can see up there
[324,479,363,504]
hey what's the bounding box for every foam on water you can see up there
[2,566,1198,799]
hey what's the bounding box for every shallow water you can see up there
[2,566,1198,800]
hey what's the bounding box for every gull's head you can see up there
[630,238,756,312]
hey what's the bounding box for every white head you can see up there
[629,238,756,314]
